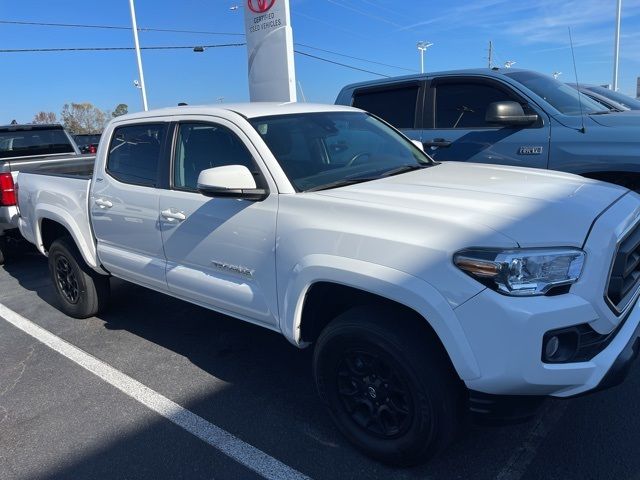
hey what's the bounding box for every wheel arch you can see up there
[280,255,481,381]
[35,208,101,271]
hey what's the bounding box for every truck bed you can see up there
[12,154,95,178]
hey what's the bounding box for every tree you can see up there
[32,111,57,124]
[60,103,109,134]
[112,103,128,118]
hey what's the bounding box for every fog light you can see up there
[544,336,560,360]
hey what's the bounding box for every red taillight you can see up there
[0,173,16,206]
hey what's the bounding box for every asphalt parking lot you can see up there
[1,250,640,480]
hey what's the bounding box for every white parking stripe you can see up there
[0,303,310,480]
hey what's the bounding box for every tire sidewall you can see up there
[48,241,92,318]
[314,322,440,464]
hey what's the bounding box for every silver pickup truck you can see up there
[0,123,94,263]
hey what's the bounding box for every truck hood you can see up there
[588,111,640,127]
[314,162,627,247]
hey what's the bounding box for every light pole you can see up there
[613,0,622,91]
[416,41,433,74]
[129,0,148,111]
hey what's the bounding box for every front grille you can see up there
[607,222,640,313]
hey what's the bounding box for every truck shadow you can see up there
[3,254,638,480]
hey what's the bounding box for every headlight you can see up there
[454,248,585,296]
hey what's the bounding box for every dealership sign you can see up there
[243,0,297,102]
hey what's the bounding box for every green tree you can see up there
[112,103,129,118]
[61,103,109,135]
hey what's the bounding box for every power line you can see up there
[1,19,401,77]
[0,42,389,77]
[0,44,245,53]
[296,42,415,73]
[0,19,245,36]
[294,50,389,77]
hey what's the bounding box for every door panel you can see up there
[91,122,168,291]
[424,79,551,168]
[160,120,278,327]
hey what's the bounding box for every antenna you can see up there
[569,27,586,133]
[487,40,493,68]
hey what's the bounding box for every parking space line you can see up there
[0,303,310,480]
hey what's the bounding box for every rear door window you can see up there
[107,124,167,187]
[352,84,420,129]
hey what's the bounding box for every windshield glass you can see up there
[505,71,606,115]
[250,112,433,192]
[0,129,74,159]
[586,86,640,110]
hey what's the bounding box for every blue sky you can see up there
[1,0,640,123]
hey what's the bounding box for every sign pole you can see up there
[244,0,297,102]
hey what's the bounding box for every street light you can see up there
[416,41,433,74]
[552,71,562,79]
[613,0,622,91]
[504,60,516,69]
[129,0,148,111]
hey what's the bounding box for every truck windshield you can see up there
[0,129,74,159]
[585,85,640,110]
[505,71,606,115]
[249,112,433,192]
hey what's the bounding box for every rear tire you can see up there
[313,305,463,466]
[48,237,109,318]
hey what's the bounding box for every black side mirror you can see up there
[485,101,538,126]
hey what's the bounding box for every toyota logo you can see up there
[247,0,275,13]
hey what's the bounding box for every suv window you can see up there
[107,124,167,187]
[435,82,515,128]
[173,122,256,191]
[352,84,419,129]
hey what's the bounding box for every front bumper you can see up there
[454,192,640,398]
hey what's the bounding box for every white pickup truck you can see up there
[16,103,640,465]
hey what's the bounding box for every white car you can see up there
[16,103,640,465]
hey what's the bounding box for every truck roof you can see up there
[0,124,64,132]
[338,67,529,91]
[113,102,359,123]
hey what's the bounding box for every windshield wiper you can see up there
[305,178,375,192]
[378,164,430,178]
[589,110,614,115]
[305,164,430,192]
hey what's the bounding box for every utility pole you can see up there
[488,40,493,68]
[129,0,148,111]
[613,0,622,91]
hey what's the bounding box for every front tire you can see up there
[0,236,5,265]
[48,237,110,318]
[313,305,463,466]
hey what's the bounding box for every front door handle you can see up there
[161,209,186,222]
[94,198,113,209]
[423,138,452,148]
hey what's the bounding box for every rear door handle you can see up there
[423,138,452,148]
[161,209,186,222]
[94,198,113,209]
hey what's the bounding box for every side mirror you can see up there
[411,139,425,152]
[197,165,268,201]
[485,101,538,126]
